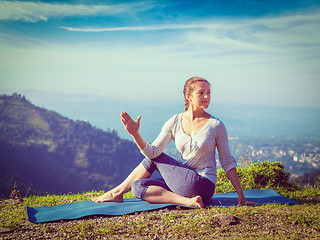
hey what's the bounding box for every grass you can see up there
[1,187,319,239]
[1,161,320,239]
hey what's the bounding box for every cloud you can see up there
[60,10,320,55]
[0,1,153,22]
[1,3,319,108]
[174,11,320,57]
[60,23,208,32]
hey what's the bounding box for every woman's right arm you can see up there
[121,112,173,159]
[121,112,146,150]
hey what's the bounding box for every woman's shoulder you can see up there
[208,114,220,123]
[160,114,181,134]
[163,113,181,127]
[167,113,181,122]
[208,114,225,128]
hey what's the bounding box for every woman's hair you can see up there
[183,77,210,111]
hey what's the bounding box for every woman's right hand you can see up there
[121,112,141,136]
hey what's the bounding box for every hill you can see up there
[0,93,143,198]
[9,89,320,139]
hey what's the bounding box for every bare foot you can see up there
[187,195,204,208]
[92,191,123,203]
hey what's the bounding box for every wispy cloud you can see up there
[0,1,153,22]
[60,10,320,52]
[1,1,319,107]
[177,11,320,55]
[60,9,320,31]
[60,24,208,32]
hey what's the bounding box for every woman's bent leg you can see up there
[142,153,215,203]
[132,177,204,207]
[131,154,215,207]
[143,185,204,208]
[132,178,170,200]
[92,163,151,203]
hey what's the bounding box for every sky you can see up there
[0,0,320,108]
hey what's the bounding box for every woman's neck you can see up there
[184,108,208,121]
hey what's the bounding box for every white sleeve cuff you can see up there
[140,142,153,158]
[221,156,237,173]
[140,142,162,159]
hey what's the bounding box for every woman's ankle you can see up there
[186,196,204,208]
[110,189,123,199]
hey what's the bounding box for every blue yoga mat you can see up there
[26,189,299,223]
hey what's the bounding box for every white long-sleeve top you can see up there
[141,113,237,185]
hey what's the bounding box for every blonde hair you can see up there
[183,77,210,111]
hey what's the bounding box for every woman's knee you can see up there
[141,158,156,174]
[131,179,147,199]
[196,178,215,203]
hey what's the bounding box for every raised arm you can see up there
[121,112,173,159]
[121,112,146,150]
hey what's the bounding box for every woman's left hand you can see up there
[238,196,258,206]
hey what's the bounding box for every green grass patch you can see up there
[1,187,319,239]
[1,161,320,239]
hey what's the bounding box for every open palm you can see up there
[121,112,141,135]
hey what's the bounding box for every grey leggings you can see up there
[131,153,215,203]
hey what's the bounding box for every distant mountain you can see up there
[3,89,319,140]
[0,94,143,198]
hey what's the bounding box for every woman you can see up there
[93,77,257,207]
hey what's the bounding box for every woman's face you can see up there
[187,81,211,110]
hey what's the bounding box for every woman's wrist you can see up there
[131,131,146,150]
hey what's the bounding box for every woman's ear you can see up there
[186,93,192,102]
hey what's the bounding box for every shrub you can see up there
[215,160,296,193]
[289,169,320,187]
